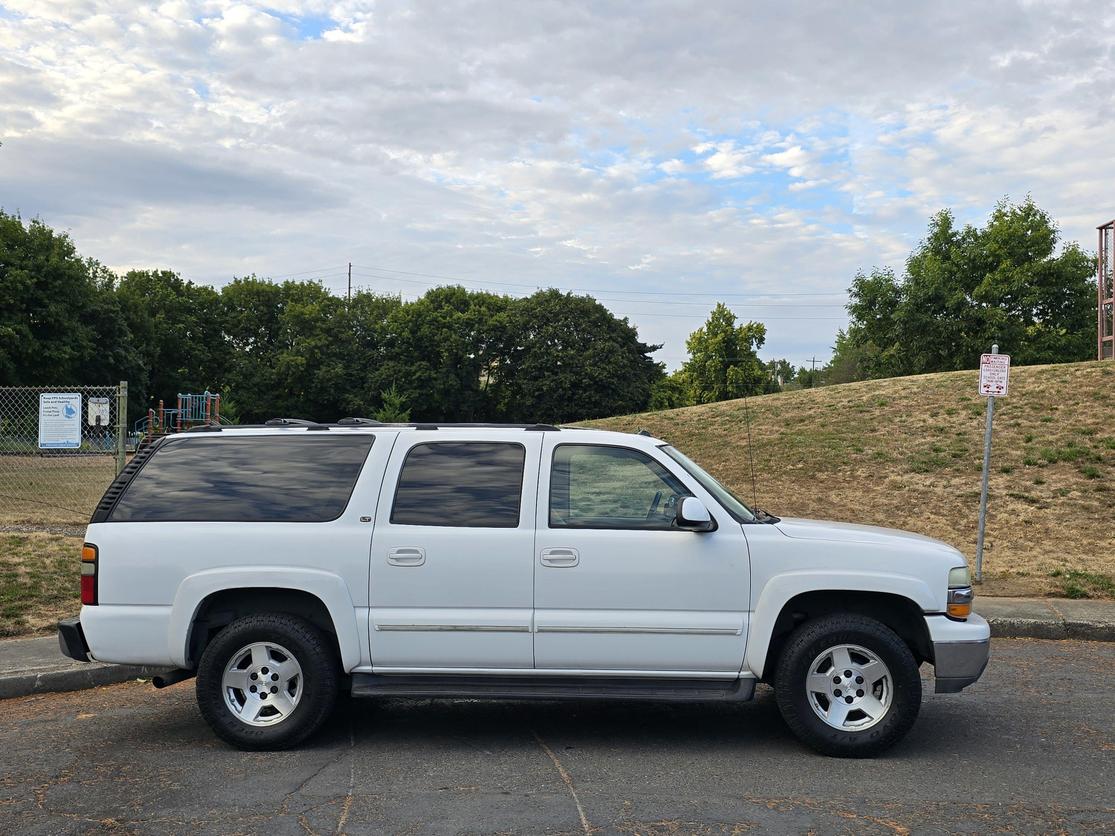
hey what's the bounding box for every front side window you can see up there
[549,444,693,530]
[110,435,374,523]
[391,442,525,528]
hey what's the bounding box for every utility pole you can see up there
[347,262,352,302]
[810,356,817,388]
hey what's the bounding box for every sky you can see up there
[1,1,1113,371]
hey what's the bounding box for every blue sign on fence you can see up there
[38,392,82,449]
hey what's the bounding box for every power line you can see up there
[262,264,349,280]
[349,264,847,299]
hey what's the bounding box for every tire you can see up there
[195,614,339,750]
[773,613,921,758]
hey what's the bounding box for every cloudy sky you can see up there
[1,1,1112,369]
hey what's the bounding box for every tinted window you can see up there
[550,444,692,530]
[391,442,525,528]
[110,435,374,522]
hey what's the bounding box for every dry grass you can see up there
[0,455,116,526]
[0,532,81,637]
[587,360,1115,599]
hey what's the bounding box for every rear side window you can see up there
[109,435,374,522]
[391,442,525,528]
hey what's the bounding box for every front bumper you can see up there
[57,616,91,663]
[926,612,990,693]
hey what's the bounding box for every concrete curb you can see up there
[0,664,170,701]
[985,616,1115,643]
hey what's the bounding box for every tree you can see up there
[373,383,411,422]
[796,364,823,388]
[842,199,1096,378]
[374,286,510,422]
[220,277,366,422]
[495,289,663,423]
[681,303,767,404]
[0,212,140,386]
[648,369,693,410]
[765,358,795,389]
[116,270,225,413]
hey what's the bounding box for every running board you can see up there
[350,674,755,702]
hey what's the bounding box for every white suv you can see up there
[58,420,989,757]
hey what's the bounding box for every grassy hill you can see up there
[587,360,1115,599]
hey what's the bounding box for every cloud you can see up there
[0,0,1112,368]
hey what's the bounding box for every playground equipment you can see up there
[136,391,224,440]
[1100,220,1114,360]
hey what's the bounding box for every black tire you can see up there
[196,614,339,750]
[773,614,921,758]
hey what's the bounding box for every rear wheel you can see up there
[774,614,921,757]
[196,613,338,750]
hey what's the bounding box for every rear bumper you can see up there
[57,616,91,662]
[926,612,991,694]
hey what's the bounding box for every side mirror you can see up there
[676,496,715,532]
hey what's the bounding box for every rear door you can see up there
[368,431,541,671]
[533,439,749,675]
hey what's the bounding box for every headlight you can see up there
[948,566,971,588]
[947,566,973,620]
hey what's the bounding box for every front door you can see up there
[368,432,541,671]
[533,440,750,675]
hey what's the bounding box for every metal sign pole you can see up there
[974,345,998,582]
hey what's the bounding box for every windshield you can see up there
[660,445,756,523]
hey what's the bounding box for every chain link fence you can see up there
[0,383,127,528]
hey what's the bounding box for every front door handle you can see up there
[387,547,426,567]
[540,547,579,567]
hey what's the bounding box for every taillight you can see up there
[81,543,98,605]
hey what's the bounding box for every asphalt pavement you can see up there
[0,638,1112,834]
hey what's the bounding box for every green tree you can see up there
[373,383,411,422]
[796,364,823,388]
[681,303,767,403]
[0,212,140,386]
[375,286,510,422]
[116,269,225,412]
[221,277,374,422]
[495,289,663,423]
[843,199,1096,377]
[765,358,796,389]
[824,328,877,384]
[648,369,693,410]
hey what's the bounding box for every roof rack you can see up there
[186,420,563,432]
[264,418,318,426]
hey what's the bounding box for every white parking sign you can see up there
[978,353,1010,397]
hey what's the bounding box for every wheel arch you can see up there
[746,573,935,681]
[171,568,361,671]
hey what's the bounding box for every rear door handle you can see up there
[387,547,426,567]
[540,547,579,567]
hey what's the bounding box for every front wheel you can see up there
[774,614,921,757]
[196,614,339,750]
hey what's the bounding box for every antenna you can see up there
[742,388,758,506]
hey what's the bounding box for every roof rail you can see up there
[337,417,385,426]
[264,418,319,426]
[407,422,559,431]
[183,420,563,432]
